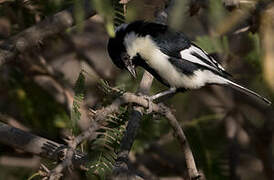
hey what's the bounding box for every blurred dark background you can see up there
[0,0,273,179]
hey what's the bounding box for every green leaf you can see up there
[27,172,40,180]
[112,0,126,28]
[86,108,128,179]
[70,70,85,135]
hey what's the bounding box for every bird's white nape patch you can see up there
[123,32,159,60]
[180,45,225,72]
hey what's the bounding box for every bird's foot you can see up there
[137,93,154,114]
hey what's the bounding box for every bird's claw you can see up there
[137,93,154,114]
[145,96,154,114]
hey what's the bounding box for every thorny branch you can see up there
[0,85,199,179]
[92,90,200,180]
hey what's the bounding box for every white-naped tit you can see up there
[107,21,271,105]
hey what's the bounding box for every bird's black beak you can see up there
[126,64,136,78]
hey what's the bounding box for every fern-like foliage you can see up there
[98,79,125,103]
[86,107,128,179]
[90,0,127,36]
[70,70,85,135]
[112,0,126,28]
[84,1,129,179]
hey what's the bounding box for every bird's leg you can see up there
[151,87,177,101]
[138,87,177,114]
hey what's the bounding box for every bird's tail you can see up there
[223,79,271,105]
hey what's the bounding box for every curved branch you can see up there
[0,89,200,179]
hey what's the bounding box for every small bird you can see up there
[107,21,271,105]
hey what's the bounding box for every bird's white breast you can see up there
[123,33,225,89]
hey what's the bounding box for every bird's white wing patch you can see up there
[180,45,225,72]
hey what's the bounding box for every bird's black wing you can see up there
[151,26,231,77]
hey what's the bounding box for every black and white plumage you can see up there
[107,21,271,105]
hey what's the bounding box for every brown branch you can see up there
[48,147,76,180]
[103,91,200,179]
[83,88,200,179]
[107,90,199,179]
[112,71,153,179]
[0,0,96,67]
[158,105,201,179]
[46,80,156,179]
[119,93,200,179]
[0,88,200,179]
[0,122,87,166]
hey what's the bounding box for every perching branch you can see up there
[0,86,200,179]
[0,0,96,67]
[112,71,154,179]
[116,92,200,179]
